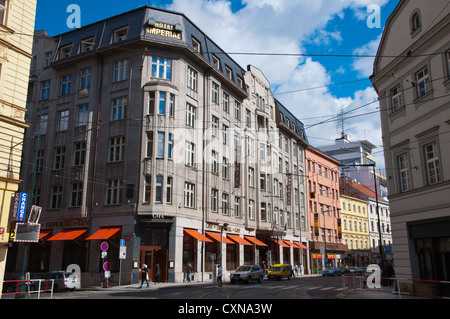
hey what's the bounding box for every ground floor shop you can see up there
[6,215,311,285]
[309,241,347,274]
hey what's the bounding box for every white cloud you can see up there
[352,33,383,78]
[167,0,386,169]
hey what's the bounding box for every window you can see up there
[80,68,92,90]
[155,175,163,203]
[111,97,126,120]
[186,103,195,127]
[246,109,251,127]
[213,55,221,70]
[211,189,218,212]
[391,84,403,113]
[113,59,129,82]
[192,37,201,53]
[146,132,153,157]
[169,94,175,117]
[248,167,255,187]
[222,92,229,112]
[151,57,172,80]
[234,101,241,120]
[411,12,421,31]
[424,142,441,185]
[168,133,173,159]
[248,200,255,220]
[234,197,241,218]
[57,110,69,131]
[144,176,151,202]
[60,45,72,59]
[185,141,195,166]
[222,157,229,179]
[77,104,89,126]
[157,132,165,158]
[184,182,195,208]
[222,124,228,144]
[211,116,219,137]
[109,136,125,162]
[211,150,218,174]
[36,150,44,172]
[54,146,66,170]
[39,114,48,135]
[73,142,86,166]
[71,182,83,207]
[222,193,229,215]
[416,66,431,98]
[148,92,155,114]
[260,202,267,221]
[187,66,197,91]
[0,0,7,25]
[113,27,128,43]
[212,82,219,103]
[158,92,166,115]
[106,179,122,205]
[50,186,63,209]
[166,177,173,204]
[41,80,51,100]
[44,52,52,68]
[397,153,410,192]
[60,75,71,96]
[80,37,95,53]
[226,66,233,80]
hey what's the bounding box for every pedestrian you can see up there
[155,263,160,284]
[187,263,192,283]
[300,263,304,276]
[139,264,149,288]
[383,261,395,288]
[217,264,223,287]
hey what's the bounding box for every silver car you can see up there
[230,265,263,284]
[33,271,81,292]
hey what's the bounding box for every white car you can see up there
[230,265,264,284]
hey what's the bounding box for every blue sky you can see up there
[34,0,401,170]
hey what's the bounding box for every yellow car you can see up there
[267,264,292,280]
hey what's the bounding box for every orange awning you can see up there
[273,239,289,247]
[227,234,252,246]
[294,241,310,249]
[206,231,233,244]
[38,230,51,240]
[86,227,121,240]
[47,229,87,241]
[244,236,268,246]
[184,229,212,242]
[283,240,297,247]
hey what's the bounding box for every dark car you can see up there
[2,275,19,293]
[342,267,363,275]
[322,267,342,277]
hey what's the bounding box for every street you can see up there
[48,275,343,300]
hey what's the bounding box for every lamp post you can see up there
[220,223,229,268]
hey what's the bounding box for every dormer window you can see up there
[113,26,129,43]
[60,44,72,59]
[80,37,95,53]
[226,66,233,80]
[192,37,201,54]
[213,55,221,70]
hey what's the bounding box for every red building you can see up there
[305,147,347,273]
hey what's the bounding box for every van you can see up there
[267,264,292,280]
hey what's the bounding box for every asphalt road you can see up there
[48,275,343,300]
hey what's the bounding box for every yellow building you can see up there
[340,179,371,267]
[0,0,37,294]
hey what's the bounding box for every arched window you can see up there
[411,11,421,31]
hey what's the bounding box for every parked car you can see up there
[322,267,342,277]
[267,264,292,280]
[342,267,363,275]
[31,271,81,292]
[230,265,264,284]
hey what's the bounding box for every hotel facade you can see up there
[10,6,310,285]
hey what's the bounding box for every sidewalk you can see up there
[336,286,431,299]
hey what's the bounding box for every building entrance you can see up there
[140,246,168,282]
